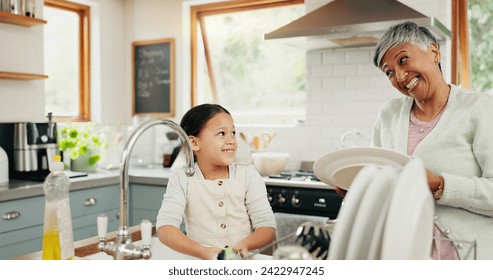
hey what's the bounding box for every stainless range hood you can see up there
[265,0,451,50]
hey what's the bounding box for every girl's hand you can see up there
[233,241,249,259]
[200,246,224,260]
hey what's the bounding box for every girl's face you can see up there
[380,42,441,102]
[191,112,237,167]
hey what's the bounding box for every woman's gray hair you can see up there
[372,21,440,69]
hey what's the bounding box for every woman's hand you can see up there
[425,168,444,199]
[334,185,347,197]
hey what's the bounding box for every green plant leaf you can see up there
[68,128,78,139]
[88,154,100,166]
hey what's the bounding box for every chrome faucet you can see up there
[97,118,195,260]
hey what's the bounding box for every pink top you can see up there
[408,110,459,260]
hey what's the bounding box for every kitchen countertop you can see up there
[0,164,332,202]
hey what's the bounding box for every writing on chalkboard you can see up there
[132,38,175,117]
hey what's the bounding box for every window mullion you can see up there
[198,14,220,103]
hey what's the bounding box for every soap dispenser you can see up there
[41,155,75,260]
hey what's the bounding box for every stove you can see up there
[264,170,343,219]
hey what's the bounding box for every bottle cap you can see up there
[49,155,64,171]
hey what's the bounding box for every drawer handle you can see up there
[83,197,97,206]
[3,211,21,220]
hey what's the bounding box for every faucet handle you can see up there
[140,219,152,247]
[97,214,108,239]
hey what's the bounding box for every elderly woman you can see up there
[367,21,493,259]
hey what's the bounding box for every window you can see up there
[191,0,305,124]
[453,0,493,93]
[43,0,90,121]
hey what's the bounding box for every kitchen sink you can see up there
[81,236,272,260]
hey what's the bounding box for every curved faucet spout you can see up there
[119,118,195,228]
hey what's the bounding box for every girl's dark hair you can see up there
[180,103,231,136]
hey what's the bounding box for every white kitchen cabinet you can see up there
[0,184,119,259]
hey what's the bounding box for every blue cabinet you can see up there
[0,195,44,259]
[0,184,119,259]
[69,185,120,241]
[129,184,166,226]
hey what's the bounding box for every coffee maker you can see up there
[0,115,59,181]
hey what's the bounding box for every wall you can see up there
[236,0,452,170]
[0,0,451,170]
[0,0,45,122]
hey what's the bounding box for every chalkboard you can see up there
[132,38,175,117]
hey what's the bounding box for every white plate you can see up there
[367,181,394,260]
[380,159,435,259]
[345,166,397,259]
[313,147,410,190]
[327,165,379,260]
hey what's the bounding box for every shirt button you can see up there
[433,215,438,221]
[218,180,223,186]
[221,223,227,229]
[457,242,464,249]
[218,201,224,207]
[444,229,451,235]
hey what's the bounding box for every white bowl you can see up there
[251,152,289,176]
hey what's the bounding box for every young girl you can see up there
[156,104,276,260]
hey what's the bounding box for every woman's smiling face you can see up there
[380,42,441,102]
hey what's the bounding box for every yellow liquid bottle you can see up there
[42,230,61,260]
[41,155,75,260]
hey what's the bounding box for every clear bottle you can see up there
[41,155,75,260]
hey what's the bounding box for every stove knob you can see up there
[277,194,286,205]
[291,195,301,207]
[267,194,274,205]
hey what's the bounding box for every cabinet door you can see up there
[129,184,166,227]
[0,196,44,259]
[69,185,120,241]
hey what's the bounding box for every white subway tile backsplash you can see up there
[345,76,371,89]
[345,49,372,64]
[310,65,334,78]
[334,64,359,77]
[322,51,345,64]
[306,77,323,91]
[322,77,346,89]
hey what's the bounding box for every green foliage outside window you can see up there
[469,0,493,92]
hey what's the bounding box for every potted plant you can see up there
[58,122,108,172]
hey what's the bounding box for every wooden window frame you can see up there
[189,0,304,107]
[44,0,91,121]
[451,0,470,88]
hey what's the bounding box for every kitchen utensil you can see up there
[272,245,312,260]
[295,221,333,260]
[251,135,261,150]
[251,152,289,176]
[166,131,179,141]
[261,132,276,149]
[239,132,248,144]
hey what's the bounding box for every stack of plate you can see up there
[313,147,434,259]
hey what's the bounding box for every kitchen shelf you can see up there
[0,11,46,27]
[0,71,48,80]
